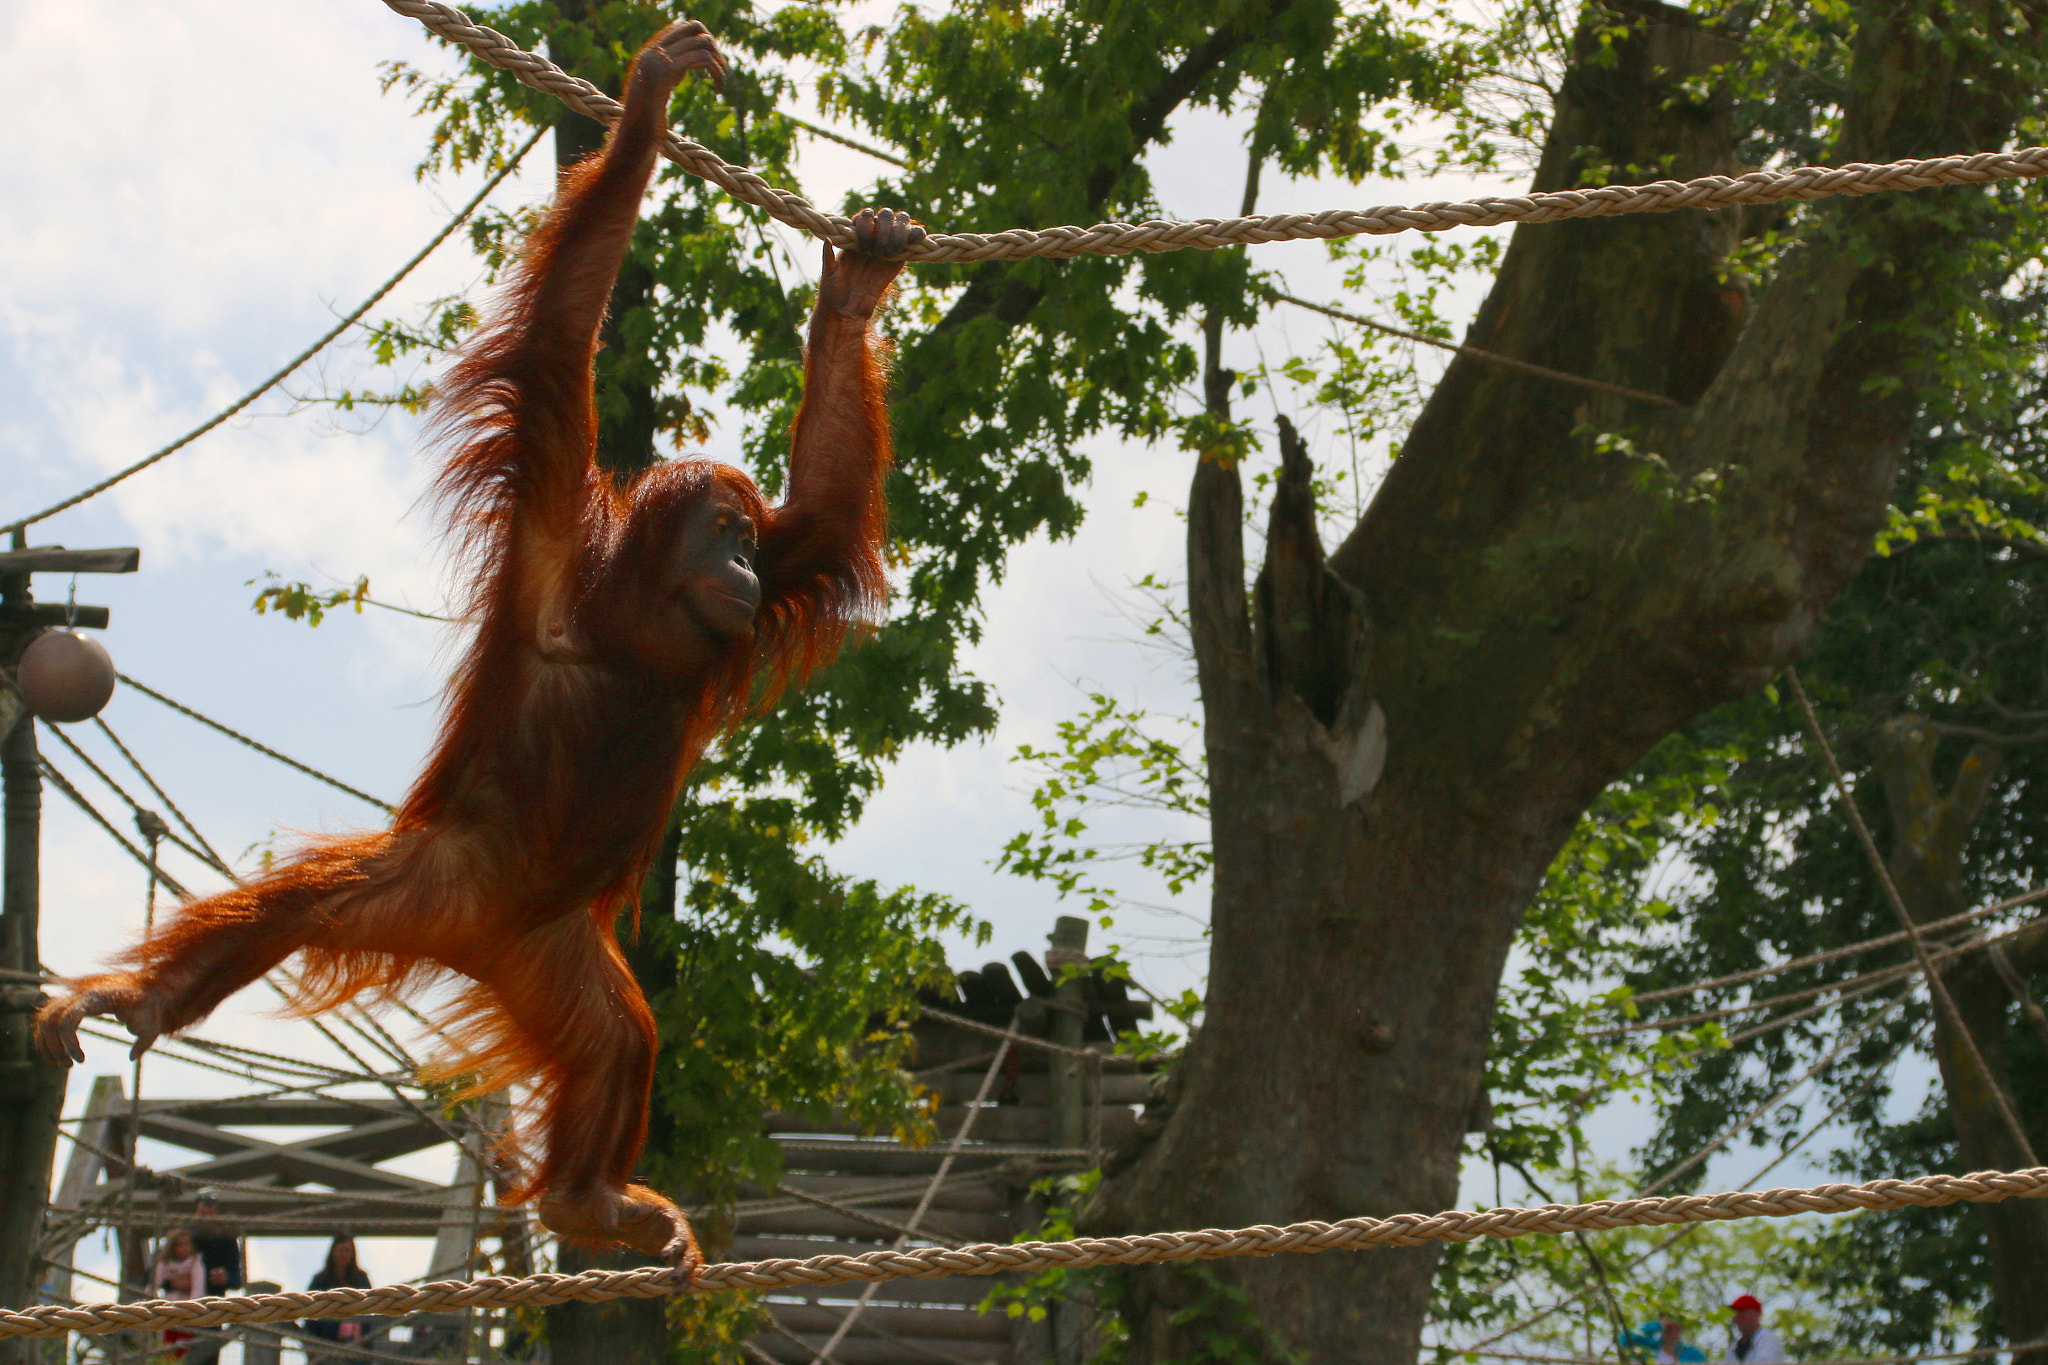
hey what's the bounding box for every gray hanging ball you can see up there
[19,629,118,723]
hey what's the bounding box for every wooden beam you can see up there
[0,604,109,629]
[135,1096,415,1128]
[136,1114,445,1192]
[0,548,139,575]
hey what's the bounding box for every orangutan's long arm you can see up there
[759,210,925,629]
[430,23,727,533]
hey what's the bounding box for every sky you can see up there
[0,0,1939,1336]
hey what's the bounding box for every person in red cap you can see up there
[1721,1295,1786,1363]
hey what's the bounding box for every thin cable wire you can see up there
[1,126,545,535]
[1986,938,2048,1051]
[814,1019,1019,1363]
[1619,886,2048,1008]
[1447,1027,1920,1354]
[1597,956,1919,1038]
[1587,950,1909,1104]
[1788,669,2039,1166]
[123,824,163,1365]
[1586,915,2048,1038]
[1266,289,1680,408]
[260,976,462,1143]
[38,722,226,880]
[84,1023,411,1089]
[1634,991,1907,1199]
[918,1005,1097,1059]
[53,753,426,1089]
[770,1184,967,1251]
[92,717,233,876]
[347,1003,423,1073]
[51,1121,492,1237]
[36,759,191,899]
[58,1071,386,1126]
[116,674,393,812]
[172,1033,394,1084]
[735,1171,995,1219]
[781,113,908,167]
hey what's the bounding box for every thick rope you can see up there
[383,0,2048,264]
[9,1167,2046,1339]
[1454,1031,1918,1353]
[1446,1344,2046,1365]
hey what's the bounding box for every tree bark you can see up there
[1869,718,2048,1365]
[1091,2,2046,1362]
[547,1245,671,1365]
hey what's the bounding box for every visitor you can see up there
[302,1236,372,1359]
[184,1190,242,1365]
[1721,1294,1787,1364]
[1622,1312,1707,1363]
[1655,1312,1708,1364]
[149,1228,206,1360]
[189,1190,244,1292]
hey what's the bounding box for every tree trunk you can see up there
[1090,2,2046,1362]
[547,1245,672,1365]
[1869,718,2048,1365]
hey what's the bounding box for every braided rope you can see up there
[9,1167,2045,1339]
[383,0,841,241]
[116,674,394,813]
[383,0,2048,263]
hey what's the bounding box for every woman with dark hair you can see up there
[301,1236,371,1356]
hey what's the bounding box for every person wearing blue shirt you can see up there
[1620,1313,1709,1363]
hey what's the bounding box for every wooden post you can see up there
[1046,917,1089,1153]
[0,560,64,1363]
[42,1073,126,1353]
[0,542,137,1358]
[1045,917,1098,1365]
[241,1282,283,1365]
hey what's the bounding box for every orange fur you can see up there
[39,24,904,1253]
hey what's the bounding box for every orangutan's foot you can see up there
[538,1184,702,1270]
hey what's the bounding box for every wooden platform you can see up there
[743,948,1156,1365]
[39,929,1157,1365]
